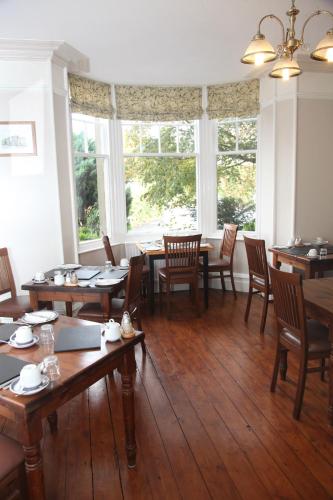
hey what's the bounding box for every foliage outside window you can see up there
[122,121,197,235]
[217,117,257,231]
[72,114,109,242]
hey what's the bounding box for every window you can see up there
[122,121,198,235]
[72,114,109,242]
[216,117,257,231]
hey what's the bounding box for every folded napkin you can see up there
[23,311,57,324]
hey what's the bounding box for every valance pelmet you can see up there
[68,73,114,119]
[115,85,203,121]
[207,79,259,120]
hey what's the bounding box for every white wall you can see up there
[0,60,64,290]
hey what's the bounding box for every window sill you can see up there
[206,231,257,241]
[78,238,124,254]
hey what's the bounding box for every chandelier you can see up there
[241,0,333,80]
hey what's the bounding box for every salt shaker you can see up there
[65,272,72,286]
[70,271,78,285]
[121,311,135,339]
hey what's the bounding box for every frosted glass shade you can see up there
[269,55,301,79]
[241,34,277,64]
[311,30,333,62]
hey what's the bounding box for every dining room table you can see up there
[136,241,215,314]
[21,265,127,322]
[269,243,333,278]
[303,277,333,425]
[0,315,143,499]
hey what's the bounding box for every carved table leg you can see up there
[21,416,45,499]
[47,411,58,434]
[65,302,73,317]
[328,327,333,425]
[119,349,137,468]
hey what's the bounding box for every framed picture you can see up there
[0,121,37,156]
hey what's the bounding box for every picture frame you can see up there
[0,121,37,157]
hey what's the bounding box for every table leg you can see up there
[21,417,45,499]
[272,254,281,270]
[328,324,333,425]
[119,349,137,468]
[149,255,155,314]
[203,252,209,309]
[101,293,111,322]
[29,291,39,311]
[47,411,58,434]
[65,302,73,317]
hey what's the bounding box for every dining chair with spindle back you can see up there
[244,236,271,333]
[269,265,329,420]
[77,254,146,352]
[159,234,202,319]
[0,248,32,320]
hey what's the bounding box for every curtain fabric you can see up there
[115,85,203,121]
[207,79,259,120]
[68,73,114,119]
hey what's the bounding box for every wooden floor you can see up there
[1,291,333,499]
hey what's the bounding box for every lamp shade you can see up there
[311,30,333,62]
[241,34,277,64]
[269,55,302,79]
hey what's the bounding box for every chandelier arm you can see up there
[300,10,333,42]
[258,14,285,43]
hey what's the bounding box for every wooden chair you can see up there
[102,235,149,296]
[199,223,238,298]
[77,254,146,352]
[159,234,202,319]
[0,248,32,320]
[244,236,271,333]
[0,434,27,499]
[269,265,330,420]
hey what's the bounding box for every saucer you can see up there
[9,333,39,349]
[10,375,49,396]
[32,279,47,284]
[312,240,328,246]
[78,280,91,287]
[95,278,122,287]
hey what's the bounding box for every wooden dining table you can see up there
[0,315,143,499]
[21,266,126,321]
[303,277,333,425]
[136,242,214,313]
[269,244,333,278]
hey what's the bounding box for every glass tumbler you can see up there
[320,248,328,259]
[105,260,113,272]
[39,324,55,357]
[43,355,60,381]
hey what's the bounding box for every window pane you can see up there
[217,154,256,231]
[72,117,96,154]
[178,124,195,153]
[125,156,197,234]
[141,124,159,153]
[160,126,177,153]
[218,121,236,152]
[122,124,140,154]
[239,120,257,150]
[74,155,107,241]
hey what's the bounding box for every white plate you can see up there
[9,334,39,349]
[311,240,328,246]
[10,375,49,396]
[95,278,122,287]
[78,280,91,287]
[22,311,59,325]
[55,263,82,270]
[118,266,129,270]
[32,279,48,284]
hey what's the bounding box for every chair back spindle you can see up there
[123,254,146,314]
[244,237,269,285]
[102,235,116,267]
[220,224,238,263]
[164,235,202,274]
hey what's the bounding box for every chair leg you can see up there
[279,349,288,380]
[320,358,326,381]
[244,287,253,322]
[260,292,269,334]
[159,278,163,310]
[193,280,200,317]
[166,282,171,319]
[220,271,226,292]
[293,356,308,420]
[270,344,281,392]
[230,270,237,299]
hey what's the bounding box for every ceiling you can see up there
[1,0,333,85]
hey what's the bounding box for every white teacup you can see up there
[54,273,65,286]
[307,248,318,257]
[15,326,33,345]
[315,237,324,243]
[19,364,42,389]
[104,319,121,342]
[34,271,45,282]
[120,258,129,267]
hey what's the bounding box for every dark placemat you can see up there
[0,354,30,386]
[55,325,101,352]
[97,270,128,280]
[0,323,19,342]
[278,245,333,256]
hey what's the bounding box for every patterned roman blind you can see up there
[115,85,203,121]
[68,73,114,119]
[207,79,259,119]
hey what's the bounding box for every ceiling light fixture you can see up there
[241,0,333,80]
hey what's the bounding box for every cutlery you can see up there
[0,376,20,390]
[0,339,10,344]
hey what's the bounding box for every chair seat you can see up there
[0,295,32,318]
[0,434,24,481]
[199,257,231,272]
[282,319,330,353]
[158,267,197,282]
